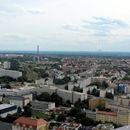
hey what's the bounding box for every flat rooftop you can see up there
[0,104,15,110]
[115,125,130,130]
[0,122,12,130]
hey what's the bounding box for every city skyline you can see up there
[0,0,130,52]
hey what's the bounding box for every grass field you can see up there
[32,111,51,120]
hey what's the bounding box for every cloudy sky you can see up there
[0,0,130,52]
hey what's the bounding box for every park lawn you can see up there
[32,111,51,121]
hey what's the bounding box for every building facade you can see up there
[0,104,17,118]
[31,100,55,112]
[96,111,130,125]
[12,117,48,130]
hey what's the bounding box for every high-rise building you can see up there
[33,45,40,63]
[3,61,11,69]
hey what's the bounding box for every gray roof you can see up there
[0,122,12,130]
[8,96,23,100]
[115,125,130,130]
[0,104,16,110]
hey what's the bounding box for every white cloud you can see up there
[0,0,130,51]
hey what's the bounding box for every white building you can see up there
[31,100,55,112]
[73,91,87,103]
[100,90,106,98]
[0,86,35,96]
[57,89,87,103]
[100,88,114,98]
[0,104,17,117]
[37,85,57,95]
[68,82,74,91]
[3,61,11,69]
[114,125,130,130]
[57,89,73,102]
[9,94,33,108]
[83,85,97,94]
[35,78,53,85]
[78,78,91,88]
[0,68,22,79]
[37,85,87,103]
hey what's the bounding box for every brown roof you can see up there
[14,117,48,128]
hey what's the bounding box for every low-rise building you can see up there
[85,110,96,120]
[0,68,22,79]
[12,117,48,130]
[114,95,130,107]
[73,91,87,103]
[31,100,55,112]
[92,123,114,130]
[37,85,87,103]
[9,96,31,108]
[57,89,87,103]
[106,101,130,112]
[2,93,33,108]
[49,122,81,130]
[96,111,117,124]
[3,61,11,69]
[89,98,105,110]
[114,125,130,130]
[0,122,12,130]
[0,104,17,118]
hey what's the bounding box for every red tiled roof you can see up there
[55,128,64,130]
[14,117,48,128]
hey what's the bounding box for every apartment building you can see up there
[96,111,130,125]
[89,98,105,110]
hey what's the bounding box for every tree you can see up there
[102,81,109,89]
[69,107,81,117]
[0,76,15,83]
[10,60,20,70]
[41,73,49,78]
[65,85,68,90]
[88,81,101,88]
[53,76,71,85]
[73,86,83,92]
[17,76,26,83]
[17,107,22,114]
[4,114,20,123]
[51,113,56,120]
[23,105,32,117]
[4,84,11,89]
[65,100,71,107]
[87,89,90,94]
[80,117,94,126]
[76,112,86,120]
[36,92,51,101]
[51,92,63,106]
[57,114,66,122]
[74,99,88,109]
[91,88,99,97]
[106,92,114,99]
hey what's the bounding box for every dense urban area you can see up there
[0,53,130,130]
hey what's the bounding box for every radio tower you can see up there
[37,45,40,62]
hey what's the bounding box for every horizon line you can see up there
[0,50,130,53]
